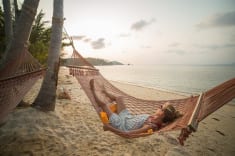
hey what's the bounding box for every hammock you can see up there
[66,46,235,144]
[0,48,45,123]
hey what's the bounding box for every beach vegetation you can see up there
[0,0,40,70]
[0,4,51,65]
[29,10,51,65]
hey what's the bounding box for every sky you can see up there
[9,0,235,64]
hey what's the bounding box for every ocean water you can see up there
[96,64,235,101]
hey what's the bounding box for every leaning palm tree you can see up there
[0,0,40,70]
[33,0,64,111]
[2,0,13,48]
[0,6,6,57]
[13,0,21,25]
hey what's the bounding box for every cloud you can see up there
[91,38,105,49]
[166,49,186,55]
[195,43,235,50]
[71,35,92,43]
[119,33,131,37]
[196,11,235,29]
[140,45,151,49]
[71,35,86,40]
[131,18,155,31]
[169,42,180,47]
[71,34,106,49]
[83,38,92,43]
[229,34,235,42]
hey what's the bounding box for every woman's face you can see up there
[151,108,165,124]
[151,102,171,123]
[154,109,165,117]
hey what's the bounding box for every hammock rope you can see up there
[63,31,235,144]
[66,47,235,142]
[0,47,46,123]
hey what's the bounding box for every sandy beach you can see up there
[0,67,234,156]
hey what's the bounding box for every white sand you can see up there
[0,67,234,156]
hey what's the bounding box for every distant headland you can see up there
[61,57,124,66]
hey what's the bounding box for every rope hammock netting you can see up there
[65,39,235,144]
[0,48,45,123]
[0,28,234,145]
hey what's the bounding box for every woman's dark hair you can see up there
[162,105,181,123]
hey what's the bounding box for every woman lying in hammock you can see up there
[90,79,182,135]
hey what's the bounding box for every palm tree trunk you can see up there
[0,0,40,70]
[33,0,63,111]
[14,0,21,26]
[2,0,13,48]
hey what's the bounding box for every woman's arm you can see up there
[126,124,152,135]
[103,124,153,138]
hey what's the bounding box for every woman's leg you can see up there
[90,79,127,115]
[103,88,117,101]
[103,87,127,114]
[116,96,127,114]
[102,86,128,114]
[90,79,113,117]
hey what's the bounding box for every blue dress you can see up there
[109,109,149,131]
